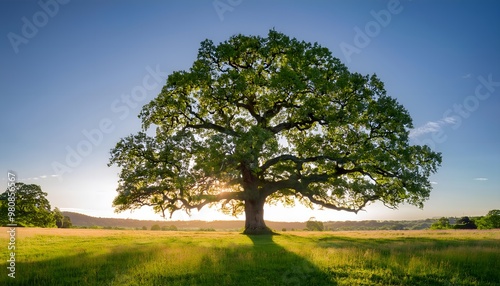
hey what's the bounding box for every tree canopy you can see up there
[54,207,73,228]
[0,182,55,227]
[306,217,325,231]
[454,216,477,229]
[109,30,441,234]
[476,209,500,229]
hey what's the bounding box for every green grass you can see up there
[1,228,499,285]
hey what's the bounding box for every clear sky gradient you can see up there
[1,0,499,222]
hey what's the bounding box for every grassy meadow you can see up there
[1,228,499,285]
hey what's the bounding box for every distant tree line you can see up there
[320,219,434,231]
[150,224,178,231]
[299,217,435,231]
[430,210,500,230]
[0,182,71,228]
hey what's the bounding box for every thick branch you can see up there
[164,191,244,218]
[269,118,316,133]
[235,101,265,124]
[181,191,244,211]
[268,108,332,133]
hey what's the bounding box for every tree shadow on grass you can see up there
[153,234,335,286]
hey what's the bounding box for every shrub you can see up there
[162,225,178,231]
[430,217,451,230]
[198,228,215,231]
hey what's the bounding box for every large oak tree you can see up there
[109,30,441,234]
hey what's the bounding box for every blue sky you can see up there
[1,0,499,222]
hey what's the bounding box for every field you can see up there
[1,228,499,285]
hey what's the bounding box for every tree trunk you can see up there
[243,197,273,235]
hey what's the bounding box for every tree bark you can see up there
[243,197,273,235]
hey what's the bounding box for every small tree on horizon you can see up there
[306,217,324,231]
[109,30,441,234]
[430,217,451,230]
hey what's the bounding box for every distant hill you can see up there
[62,212,306,230]
[62,212,435,231]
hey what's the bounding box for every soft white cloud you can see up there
[473,177,488,181]
[462,73,472,79]
[442,117,457,124]
[409,117,458,138]
[430,181,438,185]
[19,175,56,181]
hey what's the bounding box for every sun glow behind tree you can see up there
[109,30,441,234]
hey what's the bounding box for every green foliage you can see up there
[306,218,324,231]
[198,227,216,232]
[54,207,64,228]
[431,211,500,230]
[54,208,73,228]
[476,217,492,230]
[0,182,55,227]
[161,225,178,231]
[453,216,477,229]
[476,210,500,229]
[324,219,433,231]
[109,30,441,230]
[430,217,451,230]
[150,224,161,231]
[62,216,72,228]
